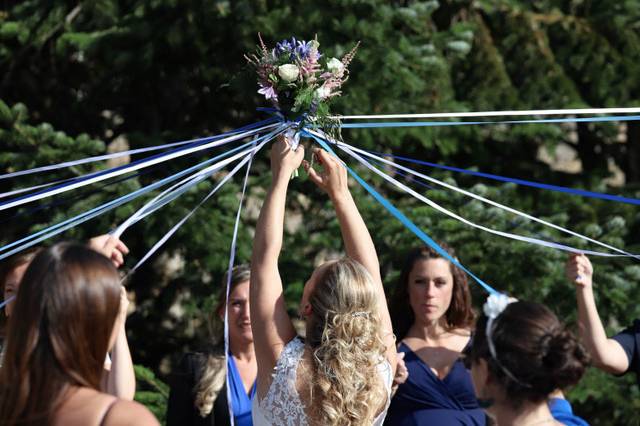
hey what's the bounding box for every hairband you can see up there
[483,293,532,388]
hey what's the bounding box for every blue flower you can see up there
[294,40,313,59]
[276,37,314,61]
[276,38,294,55]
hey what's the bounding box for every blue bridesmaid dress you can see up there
[384,342,486,425]
[227,354,257,426]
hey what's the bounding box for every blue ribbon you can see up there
[340,115,640,129]
[0,137,265,260]
[302,129,498,295]
[369,151,640,206]
[0,167,157,227]
[0,118,277,211]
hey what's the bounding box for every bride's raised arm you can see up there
[250,135,303,397]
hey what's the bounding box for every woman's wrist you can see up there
[270,175,291,193]
[329,189,352,206]
[575,284,596,307]
[575,281,594,293]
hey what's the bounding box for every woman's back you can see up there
[253,337,393,426]
[53,387,158,426]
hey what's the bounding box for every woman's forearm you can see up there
[576,286,629,373]
[332,192,381,283]
[104,326,136,399]
[252,177,289,268]
[250,153,299,381]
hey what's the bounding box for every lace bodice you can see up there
[252,337,393,426]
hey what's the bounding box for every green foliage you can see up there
[1,0,640,423]
[134,364,169,424]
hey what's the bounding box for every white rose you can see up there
[315,86,331,100]
[483,293,515,319]
[278,64,299,83]
[326,57,344,75]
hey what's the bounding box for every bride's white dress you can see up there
[252,337,392,426]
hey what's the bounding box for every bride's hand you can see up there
[270,134,305,181]
[304,148,349,201]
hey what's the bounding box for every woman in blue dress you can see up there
[167,265,256,426]
[385,244,486,425]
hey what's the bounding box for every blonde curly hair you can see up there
[306,258,388,426]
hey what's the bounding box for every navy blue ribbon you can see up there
[369,151,640,206]
[301,128,498,295]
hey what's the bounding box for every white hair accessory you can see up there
[483,293,531,387]
[483,293,513,319]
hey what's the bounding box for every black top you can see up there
[166,351,231,426]
[612,319,640,385]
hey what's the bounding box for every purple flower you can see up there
[294,40,313,59]
[276,38,295,55]
[258,85,278,101]
[276,37,316,61]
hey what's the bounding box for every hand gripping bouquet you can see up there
[246,34,359,141]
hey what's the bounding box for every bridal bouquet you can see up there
[246,34,359,138]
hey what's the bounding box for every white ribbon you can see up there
[0,179,71,200]
[113,125,288,238]
[121,127,284,279]
[342,143,639,259]
[223,136,259,426]
[334,107,640,120]
[0,123,275,213]
[0,123,278,181]
[305,129,638,259]
[113,147,253,238]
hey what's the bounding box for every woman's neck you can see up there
[491,399,557,426]
[229,340,255,362]
[407,319,450,341]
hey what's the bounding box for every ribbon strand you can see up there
[334,140,639,259]
[302,129,498,295]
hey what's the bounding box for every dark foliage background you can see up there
[2,0,640,423]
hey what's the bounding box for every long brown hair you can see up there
[0,242,122,425]
[390,244,475,340]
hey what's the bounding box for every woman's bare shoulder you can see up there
[104,400,159,426]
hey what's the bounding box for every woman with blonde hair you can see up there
[250,136,397,425]
[167,264,257,426]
